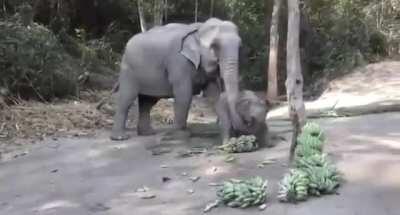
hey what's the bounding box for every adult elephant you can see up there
[111,18,245,140]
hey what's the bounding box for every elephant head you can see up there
[236,91,268,132]
[180,18,245,130]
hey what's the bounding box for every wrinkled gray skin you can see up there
[111,18,246,140]
[216,90,272,147]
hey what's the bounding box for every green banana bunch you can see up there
[217,176,268,208]
[278,169,309,202]
[304,164,341,196]
[295,143,320,159]
[278,121,342,203]
[302,122,325,142]
[218,135,258,153]
[297,133,324,152]
[295,153,330,169]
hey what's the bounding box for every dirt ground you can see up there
[0,92,214,158]
[268,61,400,119]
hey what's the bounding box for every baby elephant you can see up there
[216,90,271,147]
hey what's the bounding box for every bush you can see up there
[0,20,78,100]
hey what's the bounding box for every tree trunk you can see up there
[164,0,168,22]
[153,0,163,26]
[209,0,214,17]
[267,0,282,101]
[286,0,306,162]
[195,0,199,22]
[137,0,147,32]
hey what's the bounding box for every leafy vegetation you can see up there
[0,0,399,100]
[0,19,78,100]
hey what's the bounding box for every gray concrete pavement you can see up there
[1,113,400,215]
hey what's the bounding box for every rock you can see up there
[258,203,267,211]
[162,177,171,183]
[189,176,201,182]
[136,186,150,193]
[139,193,156,199]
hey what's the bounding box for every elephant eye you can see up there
[243,117,254,127]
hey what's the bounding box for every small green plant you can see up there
[218,135,258,153]
[217,176,268,208]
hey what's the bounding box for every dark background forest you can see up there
[1,0,399,101]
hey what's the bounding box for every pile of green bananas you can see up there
[297,133,324,152]
[278,169,309,202]
[218,135,258,153]
[295,153,329,169]
[217,176,268,208]
[304,164,341,196]
[302,121,325,141]
[278,122,342,203]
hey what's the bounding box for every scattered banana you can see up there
[217,176,268,208]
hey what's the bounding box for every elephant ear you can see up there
[236,99,252,124]
[180,34,201,69]
[198,24,220,48]
[236,99,250,114]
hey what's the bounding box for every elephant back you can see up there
[133,23,198,52]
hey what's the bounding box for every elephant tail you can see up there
[96,81,119,110]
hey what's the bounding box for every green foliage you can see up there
[218,176,268,208]
[218,135,258,153]
[223,0,267,89]
[2,0,399,100]
[303,0,398,84]
[0,20,78,99]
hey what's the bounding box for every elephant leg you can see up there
[257,123,273,148]
[111,76,138,141]
[172,80,192,131]
[137,95,159,136]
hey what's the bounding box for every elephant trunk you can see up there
[220,56,244,130]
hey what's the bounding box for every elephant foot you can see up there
[137,127,157,136]
[110,131,131,141]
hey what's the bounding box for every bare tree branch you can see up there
[267,0,282,101]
